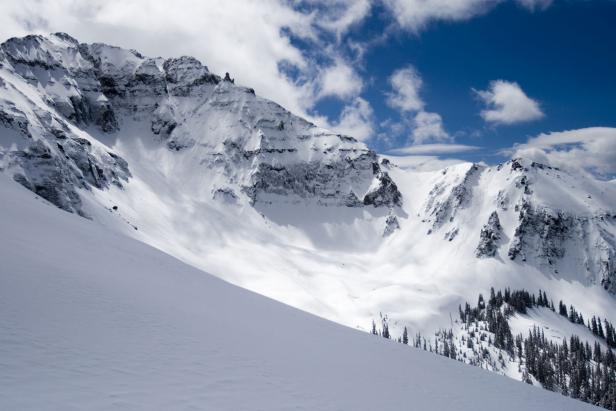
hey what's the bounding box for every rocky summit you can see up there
[0,33,401,216]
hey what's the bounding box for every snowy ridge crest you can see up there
[419,157,616,293]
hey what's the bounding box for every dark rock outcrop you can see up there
[383,213,400,237]
[363,172,402,208]
[476,211,503,258]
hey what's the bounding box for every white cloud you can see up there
[318,60,363,100]
[411,111,451,144]
[389,143,480,155]
[309,0,372,39]
[386,66,451,144]
[383,0,499,32]
[475,80,544,125]
[517,0,553,11]
[382,0,553,32]
[509,127,616,176]
[387,66,424,112]
[330,97,374,141]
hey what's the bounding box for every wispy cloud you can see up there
[389,143,481,155]
[516,0,553,11]
[386,65,451,144]
[506,127,616,177]
[382,0,553,33]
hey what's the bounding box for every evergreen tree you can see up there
[559,300,568,317]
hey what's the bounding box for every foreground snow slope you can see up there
[0,176,596,410]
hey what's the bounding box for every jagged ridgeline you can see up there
[372,288,616,411]
[0,32,402,216]
[421,159,616,293]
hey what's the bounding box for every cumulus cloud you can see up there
[509,127,616,176]
[411,111,451,144]
[389,143,480,155]
[386,66,451,144]
[475,80,544,125]
[382,0,553,32]
[386,66,425,112]
[318,60,363,100]
[330,97,374,141]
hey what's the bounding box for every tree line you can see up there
[371,287,616,410]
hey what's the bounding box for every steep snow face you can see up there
[0,175,598,411]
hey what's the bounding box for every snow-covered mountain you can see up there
[0,32,400,216]
[2,32,616,406]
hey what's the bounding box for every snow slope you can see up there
[0,175,598,410]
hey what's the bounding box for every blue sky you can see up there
[306,0,616,163]
[1,0,615,174]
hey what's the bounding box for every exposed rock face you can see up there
[476,211,502,258]
[419,157,616,295]
[424,163,482,233]
[363,172,402,208]
[212,187,239,205]
[508,201,567,262]
[445,227,459,242]
[499,161,616,292]
[9,136,129,216]
[597,225,616,293]
[2,34,120,132]
[383,213,400,237]
[0,33,402,213]
[507,201,616,290]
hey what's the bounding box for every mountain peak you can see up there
[0,32,402,215]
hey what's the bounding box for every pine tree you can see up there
[381,317,390,339]
[559,300,568,317]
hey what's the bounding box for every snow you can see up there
[509,307,607,347]
[2,33,616,398]
[6,99,612,339]
[0,175,598,410]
